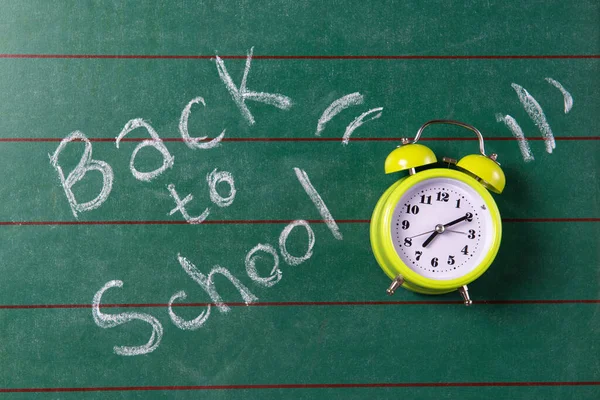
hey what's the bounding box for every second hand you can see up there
[408,229,466,239]
[408,230,435,239]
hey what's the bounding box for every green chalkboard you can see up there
[0,1,599,399]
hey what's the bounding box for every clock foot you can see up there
[386,275,405,296]
[458,285,473,306]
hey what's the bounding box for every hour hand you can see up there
[422,231,439,248]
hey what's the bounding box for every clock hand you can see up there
[408,229,435,239]
[446,230,467,235]
[422,230,439,248]
[443,213,472,228]
[423,214,472,248]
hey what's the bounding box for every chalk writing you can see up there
[92,280,163,356]
[216,47,293,125]
[511,83,556,154]
[179,263,257,311]
[206,168,236,207]
[496,79,572,161]
[171,256,258,317]
[179,96,226,149]
[168,263,255,330]
[245,244,282,288]
[166,168,236,223]
[545,78,573,114]
[279,220,316,266]
[49,131,114,218]
[495,114,534,162]
[167,218,316,332]
[167,183,211,224]
[315,92,364,136]
[93,169,335,351]
[342,107,383,145]
[168,290,210,331]
[116,118,175,182]
[294,167,342,240]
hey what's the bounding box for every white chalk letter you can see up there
[116,118,174,182]
[215,47,292,125]
[294,168,342,240]
[92,280,163,356]
[342,107,383,145]
[179,96,226,149]
[167,183,210,224]
[176,255,258,314]
[168,290,211,331]
[245,244,282,287]
[315,92,364,136]
[279,220,316,266]
[206,169,236,207]
[49,131,114,218]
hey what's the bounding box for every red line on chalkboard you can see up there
[2,299,598,310]
[0,218,597,226]
[1,381,598,392]
[0,136,598,143]
[0,219,367,226]
[1,53,599,60]
[502,218,600,223]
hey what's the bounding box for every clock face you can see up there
[390,177,496,280]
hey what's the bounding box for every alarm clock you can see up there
[370,120,505,306]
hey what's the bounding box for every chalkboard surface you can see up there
[0,1,598,399]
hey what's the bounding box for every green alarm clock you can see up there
[370,120,505,306]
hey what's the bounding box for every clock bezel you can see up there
[370,168,502,292]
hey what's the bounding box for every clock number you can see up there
[466,212,473,222]
[404,204,420,214]
[455,199,461,208]
[447,255,455,265]
[419,195,432,205]
[468,229,476,239]
[403,237,412,247]
[415,251,422,261]
[461,245,469,255]
[431,257,439,267]
[436,192,449,202]
[401,220,410,230]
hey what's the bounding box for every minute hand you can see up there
[444,213,471,228]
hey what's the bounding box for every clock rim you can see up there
[370,168,502,292]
